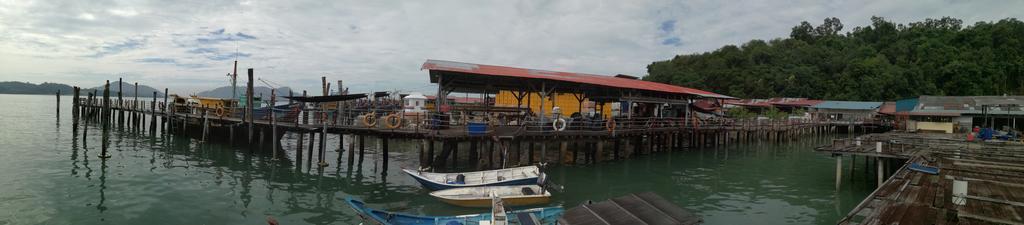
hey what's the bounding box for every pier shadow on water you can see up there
[1,94,873,225]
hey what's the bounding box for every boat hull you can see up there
[344,197,563,225]
[402,166,543,191]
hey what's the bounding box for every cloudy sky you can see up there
[1,0,1021,94]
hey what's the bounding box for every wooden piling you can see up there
[358,135,365,164]
[150,91,156,135]
[381,136,389,174]
[425,139,433,167]
[348,135,356,165]
[271,89,278,159]
[100,80,111,159]
[307,131,315,160]
[247,69,255,144]
[117,78,123,128]
[835,156,842,190]
[469,140,479,169]
[56,90,60,119]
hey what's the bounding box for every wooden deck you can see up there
[820,132,1024,225]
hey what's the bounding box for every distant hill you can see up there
[195,86,294,99]
[89,81,165,97]
[645,16,1024,100]
[0,81,98,95]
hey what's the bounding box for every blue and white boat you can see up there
[344,197,563,225]
[403,166,541,191]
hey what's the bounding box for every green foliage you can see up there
[646,16,1024,100]
[725,107,756,119]
[762,107,789,120]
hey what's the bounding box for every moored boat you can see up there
[430,185,551,208]
[344,197,563,225]
[403,166,541,191]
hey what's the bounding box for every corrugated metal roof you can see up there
[422,59,735,99]
[811,101,883,110]
[878,101,897,115]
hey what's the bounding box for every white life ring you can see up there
[552,118,567,131]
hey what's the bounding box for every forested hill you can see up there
[645,17,1024,101]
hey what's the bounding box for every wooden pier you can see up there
[818,132,1024,224]
[63,79,857,174]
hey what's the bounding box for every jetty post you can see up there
[150,91,157,135]
[246,68,255,144]
[56,89,60,119]
[162,88,168,134]
[117,78,123,129]
[382,136,389,174]
[297,90,307,160]
[100,80,111,159]
[133,82,139,131]
[271,89,278,159]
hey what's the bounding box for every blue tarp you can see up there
[895,98,919,112]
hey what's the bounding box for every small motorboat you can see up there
[430,185,551,208]
[344,197,563,225]
[403,166,541,190]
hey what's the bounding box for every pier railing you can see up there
[76,96,850,138]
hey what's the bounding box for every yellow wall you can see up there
[495,91,612,118]
[914,121,953,133]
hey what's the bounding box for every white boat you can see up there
[430,185,551,208]
[403,165,541,190]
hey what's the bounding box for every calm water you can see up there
[0,94,873,225]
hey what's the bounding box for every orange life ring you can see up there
[216,107,225,116]
[606,118,616,131]
[362,113,378,127]
[384,114,402,129]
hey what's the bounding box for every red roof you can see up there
[878,102,897,115]
[772,99,824,107]
[422,59,734,99]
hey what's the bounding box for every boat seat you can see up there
[521,187,536,195]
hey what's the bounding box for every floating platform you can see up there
[558,192,702,225]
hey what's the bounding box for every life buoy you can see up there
[606,118,616,131]
[384,114,402,129]
[552,118,567,131]
[216,107,225,116]
[362,113,377,127]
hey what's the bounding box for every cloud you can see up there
[208,52,251,61]
[135,57,175,63]
[134,57,206,68]
[86,37,146,58]
[77,13,96,21]
[1,0,1023,94]
[194,29,257,44]
[660,20,676,33]
[661,37,681,46]
[187,48,218,54]
[108,8,139,17]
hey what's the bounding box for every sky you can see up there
[1,0,1022,95]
